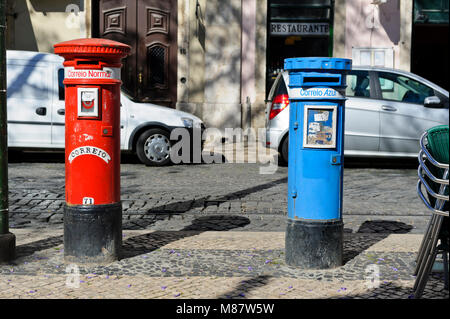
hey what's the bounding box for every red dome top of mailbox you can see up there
[54,38,130,61]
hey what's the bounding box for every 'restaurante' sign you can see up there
[270,23,329,36]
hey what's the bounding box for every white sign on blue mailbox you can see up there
[290,87,343,99]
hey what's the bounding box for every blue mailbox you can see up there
[284,57,352,269]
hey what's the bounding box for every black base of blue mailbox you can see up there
[285,218,343,269]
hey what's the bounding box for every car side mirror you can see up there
[424,96,443,108]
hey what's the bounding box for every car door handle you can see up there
[381,105,397,112]
[57,108,65,115]
[35,107,47,116]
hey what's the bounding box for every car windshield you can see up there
[120,89,136,102]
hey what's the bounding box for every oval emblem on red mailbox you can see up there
[68,146,111,164]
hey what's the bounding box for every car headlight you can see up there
[181,117,193,128]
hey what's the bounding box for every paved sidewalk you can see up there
[1,229,448,299]
[1,160,448,299]
[6,161,433,234]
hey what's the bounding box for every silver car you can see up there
[265,66,449,163]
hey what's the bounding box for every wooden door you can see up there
[137,0,177,106]
[98,0,137,98]
[97,0,177,107]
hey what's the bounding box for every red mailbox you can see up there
[54,38,130,264]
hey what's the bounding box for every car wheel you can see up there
[280,135,289,164]
[136,128,172,166]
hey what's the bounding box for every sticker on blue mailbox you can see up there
[303,105,337,148]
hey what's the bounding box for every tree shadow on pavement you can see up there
[343,233,388,265]
[121,215,250,260]
[13,235,63,259]
[342,220,413,264]
[122,176,287,230]
[330,273,449,299]
[345,157,418,169]
[331,281,415,299]
[216,275,272,299]
[357,220,413,234]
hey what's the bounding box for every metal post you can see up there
[0,0,16,262]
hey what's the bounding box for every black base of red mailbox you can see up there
[64,202,122,264]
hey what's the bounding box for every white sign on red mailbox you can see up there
[65,67,121,80]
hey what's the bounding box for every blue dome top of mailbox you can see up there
[284,57,352,71]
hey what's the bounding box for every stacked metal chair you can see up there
[415,125,449,298]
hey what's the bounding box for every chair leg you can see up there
[414,243,439,298]
[414,215,443,298]
[414,215,442,290]
[416,173,448,275]
[443,250,449,291]
[415,214,436,275]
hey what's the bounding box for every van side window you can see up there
[58,69,65,100]
[7,64,49,99]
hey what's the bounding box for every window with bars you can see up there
[147,45,167,88]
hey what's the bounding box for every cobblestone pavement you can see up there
[1,154,448,299]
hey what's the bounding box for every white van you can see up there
[6,50,205,166]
